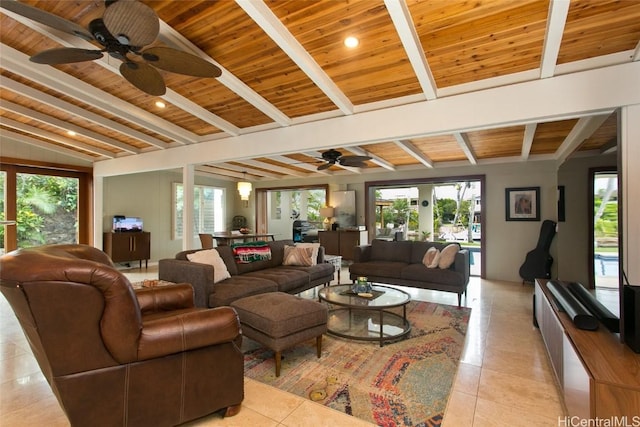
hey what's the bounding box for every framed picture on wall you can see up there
[505,187,540,221]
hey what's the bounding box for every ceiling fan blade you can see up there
[142,47,222,77]
[342,155,371,163]
[30,48,103,64]
[0,0,93,41]
[103,0,158,47]
[339,159,367,168]
[317,162,333,171]
[119,61,166,96]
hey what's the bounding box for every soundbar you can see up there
[547,280,599,330]
[567,282,620,333]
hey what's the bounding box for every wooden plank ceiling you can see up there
[1,0,638,181]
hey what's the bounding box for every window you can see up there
[1,162,90,254]
[173,183,225,239]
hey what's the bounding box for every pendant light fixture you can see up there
[237,172,252,201]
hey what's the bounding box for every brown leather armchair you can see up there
[0,244,244,426]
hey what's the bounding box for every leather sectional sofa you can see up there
[349,239,470,306]
[159,239,334,308]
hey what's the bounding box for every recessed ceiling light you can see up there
[155,101,166,108]
[67,130,76,136]
[344,36,359,48]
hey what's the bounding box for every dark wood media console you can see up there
[535,279,640,418]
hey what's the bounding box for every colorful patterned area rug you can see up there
[243,300,471,426]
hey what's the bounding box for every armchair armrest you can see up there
[136,283,194,314]
[137,306,241,360]
[352,245,372,263]
[159,258,216,308]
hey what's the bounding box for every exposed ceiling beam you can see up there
[213,162,282,179]
[195,165,251,181]
[633,39,640,61]
[521,123,537,160]
[384,0,437,100]
[556,114,612,163]
[1,100,139,154]
[266,155,330,175]
[236,0,354,115]
[453,133,478,165]
[157,21,291,127]
[0,75,169,149]
[92,61,640,177]
[1,128,99,162]
[345,146,395,171]
[237,159,308,177]
[394,140,433,168]
[540,0,570,78]
[0,117,115,158]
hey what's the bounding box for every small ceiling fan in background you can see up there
[316,149,371,170]
[0,0,221,96]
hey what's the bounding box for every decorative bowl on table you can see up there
[239,227,251,234]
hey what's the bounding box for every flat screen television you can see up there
[112,216,143,232]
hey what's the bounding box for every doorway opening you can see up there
[366,175,485,277]
[591,169,619,290]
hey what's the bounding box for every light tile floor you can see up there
[0,264,566,426]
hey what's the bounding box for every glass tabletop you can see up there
[318,284,411,308]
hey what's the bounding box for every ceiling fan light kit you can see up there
[3,0,222,96]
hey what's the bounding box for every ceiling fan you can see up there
[316,149,371,171]
[0,0,221,96]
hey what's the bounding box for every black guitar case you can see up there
[519,219,557,283]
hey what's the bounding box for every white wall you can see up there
[102,170,237,261]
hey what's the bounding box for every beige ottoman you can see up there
[231,292,328,377]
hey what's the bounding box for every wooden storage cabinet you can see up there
[535,279,640,418]
[104,232,150,268]
[318,230,367,261]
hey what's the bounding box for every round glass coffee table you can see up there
[318,284,411,346]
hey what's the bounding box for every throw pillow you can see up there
[293,242,320,265]
[186,249,231,283]
[283,245,314,266]
[438,243,459,269]
[231,241,272,263]
[422,246,440,268]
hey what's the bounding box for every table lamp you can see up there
[319,207,334,231]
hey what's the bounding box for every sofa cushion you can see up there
[208,276,278,307]
[283,245,314,266]
[422,247,440,268]
[370,239,412,262]
[280,262,334,281]
[186,248,231,283]
[295,242,320,265]
[438,244,460,269]
[401,264,464,286]
[242,267,310,293]
[349,261,409,278]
